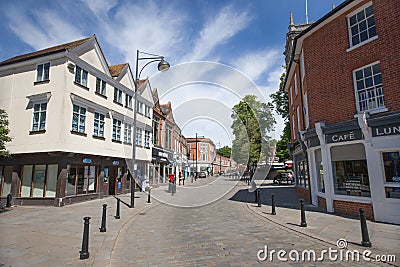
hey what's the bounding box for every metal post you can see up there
[195,133,198,181]
[79,217,90,260]
[147,189,151,203]
[130,178,135,208]
[100,204,107,232]
[359,208,372,247]
[300,199,307,227]
[257,189,261,207]
[254,189,258,203]
[6,193,12,208]
[271,194,276,215]
[115,198,120,219]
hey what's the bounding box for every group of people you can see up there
[273,172,294,184]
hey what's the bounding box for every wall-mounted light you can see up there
[67,62,75,72]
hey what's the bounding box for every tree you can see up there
[231,95,275,168]
[270,69,291,163]
[0,109,12,157]
[216,146,231,158]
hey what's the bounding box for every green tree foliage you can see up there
[270,69,291,162]
[231,95,275,167]
[0,109,12,157]
[216,146,231,158]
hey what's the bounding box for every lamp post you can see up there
[130,50,170,208]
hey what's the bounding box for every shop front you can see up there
[0,152,129,206]
[151,147,173,185]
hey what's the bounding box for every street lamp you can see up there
[130,50,170,208]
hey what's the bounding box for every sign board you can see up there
[112,160,119,166]
[83,158,92,164]
[326,129,363,144]
[372,124,400,137]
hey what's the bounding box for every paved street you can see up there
[1,176,398,266]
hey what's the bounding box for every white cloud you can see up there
[232,48,281,83]
[83,0,118,19]
[6,6,84,51]
[185,5,252,62]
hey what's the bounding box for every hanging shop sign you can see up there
[83,158,92,164]
[112,160,119,165]
[326,129,363,144]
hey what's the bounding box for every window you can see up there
[93,112,105,137]
[152,117,159,145]
[75,66,88,87]
[124,123,132,143]
[295,160,309,188]
[348,5,376,47]
[136,127,143,146]
[300,50,305,80]
[296,107,301,132]
[36,62,50,82]
[72,105,86,133]
[333,160,370,197]
[66,165,97,196]
[32,102,47,131]
[125,94,132,109]
[165,125,172,149]
[292,115,295,140]
[144,130,151,148]
[303,92,309,129]
[289,86,293,106]
[114,88,123,104]
[112,119,122,141]
[353,62,384,113]
[294,73,298,96]
[20,164,57,198]
[137,101,144,114]
[382,152,400,199]
[145,105,151,118]
[96,78,106,96]
[315,149,325,193]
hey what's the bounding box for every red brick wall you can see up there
[294,0,400,128]
[318,196,327,211]
[295,186,311,202]
[333,200,374,220]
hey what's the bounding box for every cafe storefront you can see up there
[306,113,400,224]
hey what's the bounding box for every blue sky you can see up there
[0,0,344,147]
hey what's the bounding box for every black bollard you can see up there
[359,208,372,247]
[271,194,276,215]
[115,198,120,219]
[300,199,307,227]
[183,178,185,186]
[79,217,91,260]
[254,189,258,203]
[257,189,261,207]
[100,204,107,232]
[147,189,151,203]
[6,193,12,208]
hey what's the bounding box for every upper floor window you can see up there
[32,102,47,131]
[125,94,132,109]
[124,123,132,144]
[72,105,86,133]
[114,88,123,104]
[93,112,105,137]
[75,66,88,87]
[353,62,384,113]
[96,78,106,96]
[348,5,376,47]
[145,105,151,118]
[294,73,298,96]
[112,119,122,141]
[152,117,159,145]
[137,101,144,114]
[144,130,151,148]
[289,86,293,106]
[36,62,50,82]
[136,127,143,146]
[300,50,305,80]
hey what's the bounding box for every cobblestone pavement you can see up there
[110,181,390,267]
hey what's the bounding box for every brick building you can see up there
[186,136,216,176]
[284,0,400,223]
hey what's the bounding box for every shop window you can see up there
[66,165,98,195]
[315,149,324,193]
[295,160,309,188]
[32,165,46,197]
[103,167,109,183]
[333,160,370,197]
[382,152,400,199]
[0,166,13,196]
[46,164,58,197]
[21,165,33,197]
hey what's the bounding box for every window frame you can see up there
[31,102,47,132]
[93,112,105,138]
[346,2,377,50]
[135,127,143,146]
[352,61,385,114]
[125,94,133,109]
[114,88,123,105]
[124,123,132,144]
[95,77,107,96]
[72,104,86,133]
[74,66,89,88]
[36,62,50,82]
[112,118,122,142]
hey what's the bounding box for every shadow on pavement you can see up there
[229,184,325,213]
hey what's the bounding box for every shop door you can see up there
[108,167,117,195]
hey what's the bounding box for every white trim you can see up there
[0,52,66,72]
[332,195,372,203]
[346,35,378,52]
[35,61,51,82]
[27,92,52,102]
[346,1,376,49]
[70,93,109,114]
